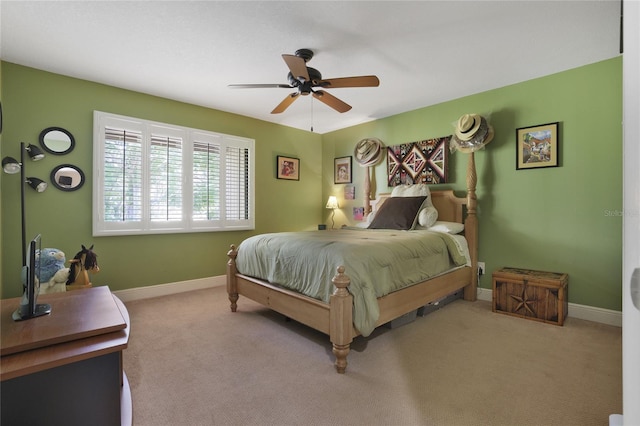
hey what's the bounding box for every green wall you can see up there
[0,62,321,298]
[1,57,623,311]
[323,57,623,310]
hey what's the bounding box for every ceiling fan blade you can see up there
[312,90,352,113]
[228,83,292,89]
[318,75,380,89]
[282,54,310,82]
[271,92,300,114]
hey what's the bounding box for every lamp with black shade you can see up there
[2,142,48,266]
[2,142,51,320]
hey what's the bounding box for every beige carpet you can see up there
[123,286,621,426]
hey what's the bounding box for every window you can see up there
[93,111,254,236]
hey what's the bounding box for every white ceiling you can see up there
[0,1,621,134]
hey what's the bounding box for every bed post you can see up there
[227,245,239,312]
[465,152,479,302]
[364,166,372,216]
[330,266,353,374]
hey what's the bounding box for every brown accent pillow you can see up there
[367,196,427,230]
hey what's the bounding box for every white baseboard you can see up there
[477,287,622,327]
[113,275,225,302]
[113,278,622,327]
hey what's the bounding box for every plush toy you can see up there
[39,267,70,294]
[66,244,99,290]
[37,248,66,284]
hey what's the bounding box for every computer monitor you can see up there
[12,234,52,321]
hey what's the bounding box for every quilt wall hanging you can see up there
[387,136,450,186]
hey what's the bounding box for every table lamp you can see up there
[326,196,339,229]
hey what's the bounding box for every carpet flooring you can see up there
[123,286,621,426]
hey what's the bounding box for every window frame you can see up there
[93,111,255,236]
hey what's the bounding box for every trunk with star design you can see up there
[492,267,568,326]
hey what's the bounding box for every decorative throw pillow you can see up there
[418,206,438,228]
[390,184,435,229]
[367,196,427,230]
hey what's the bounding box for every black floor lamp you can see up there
[2,142,47,266]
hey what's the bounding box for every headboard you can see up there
[372,190,466,224]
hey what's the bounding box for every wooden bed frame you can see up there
[227,153,479,373]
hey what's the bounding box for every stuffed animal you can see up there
[37,248,66,283]
[39,267,70,294]
[66,244,99,290]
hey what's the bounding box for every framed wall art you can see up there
[276,155,299,180]
[516,122,559,170]
[344,185,355,200]
[334,156,352,184]
[387,136,449,186]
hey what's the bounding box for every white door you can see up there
[622,1,640,424]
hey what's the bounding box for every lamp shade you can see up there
[27,177,47,192]
[326,196,339,209]
[2,156,21,174]
[26,144,45,161]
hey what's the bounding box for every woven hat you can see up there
[354,137,384,167]
[450,114,494,153]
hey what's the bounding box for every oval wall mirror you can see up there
[39,127,75,155]
[50,164,85,191]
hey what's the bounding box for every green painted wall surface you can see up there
[323,57,623,311]
[0,62,3,287]
[1,58,623,312]
[1,62,321,298]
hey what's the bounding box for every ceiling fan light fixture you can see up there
[230,49,379,115]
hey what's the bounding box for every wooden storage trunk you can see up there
[492,267,568,326]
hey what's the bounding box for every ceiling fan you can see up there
[228,49,380,114]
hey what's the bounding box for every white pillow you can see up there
[418,206,438,228]
[428,221,465,234]
[391,184,431,200]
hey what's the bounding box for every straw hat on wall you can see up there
[354,137,384,166]
[450,113,494,153]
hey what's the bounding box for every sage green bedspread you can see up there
[235,228,468,337]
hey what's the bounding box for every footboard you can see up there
[227,245,354,373]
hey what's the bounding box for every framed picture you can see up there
[344,185,355,200]
[516,122,560,170]
[276,155,299,180]
[334,156,352,184]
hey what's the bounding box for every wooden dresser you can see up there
[1,286,131,426]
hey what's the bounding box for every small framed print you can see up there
[334,156,352,184]
[516,122,560,170]
[276,155,299,180]
[344,185,355,200]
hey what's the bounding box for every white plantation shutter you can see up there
[149,134,183,222]
[93,111,254,236]
[103,127,143,222]
[192,139,221,221]
[225,145,249,221]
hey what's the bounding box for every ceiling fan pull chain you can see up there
[310,97,314,132]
